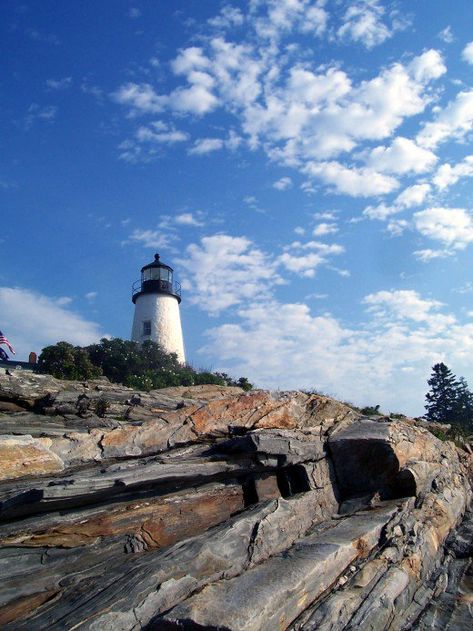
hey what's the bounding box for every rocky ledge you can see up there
[0,370,472,630]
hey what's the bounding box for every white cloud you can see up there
[273,176,293,190]
[208,5,245,29]
[0,287,105,358]
[432,156,473,190]
[417,90,473,149]
[188,138,224,155]
[278,251,326,277]
[395,183,431,208]
[45,77,72,90]
[363,182,431,221]
[175,213,204,226]
[363,203,398,220]
[129,7,141,19]
[305,161,399,196]
[313,222,338,236]
[413,248,451,262]
[201,289,473,415]
[438,26,454,43]
[363,289,450,327]
[366,137,437,174]
[85,291,98,301]
[128,229,176,249]
[278,238,344,277]
[112,83,165,114]
[462,41,473,65]
[414,207,473,250]
[386,219,408,236]
[136,124,188,144]
[251,0,328,41]
[178,235,281,314]
[112,18,446,185]
[337,0,393,49]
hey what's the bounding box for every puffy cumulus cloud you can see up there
[305,161,399,196]
[112,71,218,117]
[201,290,473,415]
[313,222,338,236]
[417,90,473,149]
[278,251,326,277]
[0,287,105,359]
[112,83,165,114]
[177,235,281,314]
[244,51,445,169]
[395,183,431,208]
[278,238,344,277]
[462,41,473,65]
[112,5,446,191]
[432,156,473,190]
[363,183,430,221]
[363,203,398,220]
[251,0,328,41]
[208,5,245,29]
[363,289,453,329]
[414,207,473,250]
[337,0,394,49]
[366,137,437,174]
[273,176,293,190]
[175,213,204,227]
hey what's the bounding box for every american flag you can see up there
[0,331,15,355]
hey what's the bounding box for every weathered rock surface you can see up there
[0,370,471,629]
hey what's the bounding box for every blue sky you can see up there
[2,0,473,415]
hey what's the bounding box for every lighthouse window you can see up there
[159,268,170,282]
[143,321,151,336]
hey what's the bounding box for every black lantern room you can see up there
[132,253,181,304]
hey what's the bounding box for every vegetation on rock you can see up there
[38,338,252,391]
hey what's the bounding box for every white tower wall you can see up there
[131,293,185,363]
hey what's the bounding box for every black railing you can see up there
[132,279,182,301]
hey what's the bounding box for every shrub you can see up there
[38,342,102,380]
[38,338,252,393]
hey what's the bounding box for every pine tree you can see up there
[454,377,473,430]
[424,362,460,424]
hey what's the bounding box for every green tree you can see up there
[454,377,473,430]
[425,363,461,424]
[38,341,102,380]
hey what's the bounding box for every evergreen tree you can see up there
[454,377,473,430]
[424,362,460,424]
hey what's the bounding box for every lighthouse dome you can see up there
[132,253,181,304]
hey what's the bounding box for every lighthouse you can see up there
[131,254,185,363]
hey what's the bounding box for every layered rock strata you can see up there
[0,370,471,630]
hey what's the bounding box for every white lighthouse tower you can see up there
[131,253,185,363]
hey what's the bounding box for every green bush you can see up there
[38,338,252,393]
[38,342,102,380]
[360,404,381,416]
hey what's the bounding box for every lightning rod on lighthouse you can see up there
[131,253,185,363]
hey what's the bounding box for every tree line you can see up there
[37,338,252,391]
[424,362,473,431]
